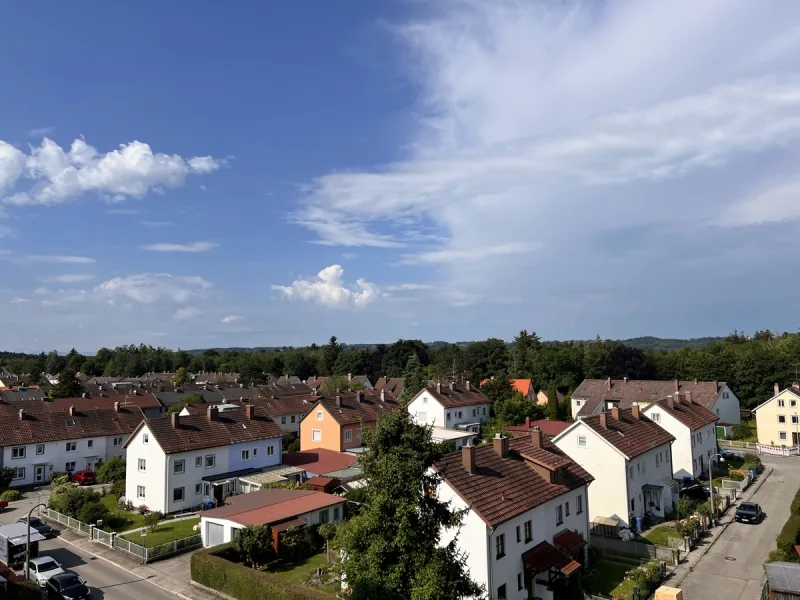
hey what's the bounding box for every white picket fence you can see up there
[756,443,800,456]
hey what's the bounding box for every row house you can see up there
[435,429,592,600]
[554,406,675,527]
[642,393,719,480]
[0,402,143,487]
[124,405,283,514]
[299,389,399,452]
[408,382,491,433]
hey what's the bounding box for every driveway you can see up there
[678,456,800,600]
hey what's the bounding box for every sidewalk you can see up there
[667,465,773,587]
[58,527,222,600]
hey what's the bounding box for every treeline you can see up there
[2,329,797,407]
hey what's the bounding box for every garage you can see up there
[206,521,224,547]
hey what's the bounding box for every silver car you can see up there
[27,556,65,588]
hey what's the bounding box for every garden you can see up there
[585,557,666,600]
[121,516,200,548]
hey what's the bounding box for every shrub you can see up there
[0,489,21,502]
[50,471,68,483]
[77,500,110,525]
[53,475,70,485]
[727,472,746,482]
[49,486,102,518]
[743,453,761,466]
[137,504,149,515]
[279,526,320,562]
[791,488,800,516]
[191,544,334,600]
[110,479,126,499]
[282,432,301,453]
[144,511,163,530]
[621,560,664,599]
[96,457,126,483]
[775,513,800,559]
[233,525,275,568]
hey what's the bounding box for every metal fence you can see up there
[92,527,113,547]
[41,508,88,534]
[113,533,202,563]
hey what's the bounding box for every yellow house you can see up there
[752,385,800,447]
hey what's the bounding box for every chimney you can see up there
[465,380,471,392]
[356,391,364,403]
[623,376,628,383]
[449,381,455,392]
[348,373,352,382]
[336,394,342,408]
[380,389,385,402]
[666,395,675,410]
[531,426,543,448]
[114,401,120,413]
[674,379,680,393]
[207,406,219,422]
[246,405,255,420]
[493,433,510,458]
[69,405,75,417]
[685,391,693,404]
[462,442,476,474]
[18,408,25,421]
[606,377,611,390]
[631,402,640,420]
[436,382,442,394]
[794,383,800,391]
[610,407,620,421]
[171,413,180,429]
[775,383,781,395]
[599,412,607,429]
[525,416,531,429]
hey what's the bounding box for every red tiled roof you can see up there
[202,488,345,527]
[523,541,581,576]
[649,396,719,430]
[306,476,335,486]
[433,436,592,527]
[424,382,490,408]
[506,419,571,437]
[373,377,405,399]
[480,379,533,396]
[0,406,143,445]
[139,405,282,454]
[308,390,400,426]
[573,379,725,417]
[282,449,358,475]
[579,408,675,459]
[553,529,586,555]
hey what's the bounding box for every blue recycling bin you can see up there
[635,516,643,532]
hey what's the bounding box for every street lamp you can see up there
[24,503,47,582]
[709,453,725,527]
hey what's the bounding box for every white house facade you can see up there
[407,382,491,432]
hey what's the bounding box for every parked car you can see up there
[45,572,91,600]
[17,516,52,537]
[71,470,96,486]
[721,449,743,461]
[735,502,763,524]
[679,485,709,501]
[27,556,65,588]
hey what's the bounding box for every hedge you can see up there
[191,544,333,600]
[791,487,800,516]
[768,487,800,565]
[0,489,21,502]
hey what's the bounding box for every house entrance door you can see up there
[34,465,45,483]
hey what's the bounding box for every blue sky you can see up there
[2,1,800,352]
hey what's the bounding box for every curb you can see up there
[670,465,773,588]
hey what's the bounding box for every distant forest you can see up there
[0,330,791,408]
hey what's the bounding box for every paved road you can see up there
[679,456,800,600]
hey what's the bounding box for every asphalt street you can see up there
[678,455,800,600]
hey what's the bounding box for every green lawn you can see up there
[121,517,200,548]
[643,525,681,546]
[589,561,630,597]
[261,552,338,595]
[100,495,147,532]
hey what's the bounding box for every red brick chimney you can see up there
[666,396,674,410]
[462,443,476,474]
[449,381,455,392]
[775,383,781,395]
[685,391,693,404]
[336,394,342,408]
[436,382,442,394]
[525,416,531,429]
[674,379,680,393]
[610,407,620,421]
[631,403,640,420]
[606,377,611,390]
[69,405,75,417]
[246,404,255,420]
[599,412,607,429]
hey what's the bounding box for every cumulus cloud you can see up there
[140,241,217,252]
[220,314,243,323]
[94,273,212,304]
[272,265,381,308]
[0,138,224,206]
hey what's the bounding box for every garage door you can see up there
[206,522,224,547]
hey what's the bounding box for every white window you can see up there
[65,462,75,472]
[628,467,633,480]
[422,397,428,404]
[137,485,146,499]
[87,440,94,448]
[565,501,570,516]
[138,459,147,473]
[651,413,660,423]
[496,533,506,559]
[143,433,149,444]
[793,400,797,408]
[577,436,587,448]
[203,483,210,496]
[316,411,323,421]
[312,429,321,442]
[780,432,788,440]
[12,467,24,480]
[472,409,477,417]
[241,449,250,461]
[174,459,185,474]
[793,416,799,425]
[458,411,463,418]
[195,483,202,495]
[173,487,185,503]
[195,456,202,468]
[446,412,451,421]
[483,407,487,416]
[36,444,44,455]
[779,400,785,407]
[205,455,215,468]
[113,437,123,446]
[345,430,352,442]
[556,504,563,525]
[65,441,76,452]
[656,453,660,467]
[418,412,427,422]
[357,428,363,439]
[11,446,25,459]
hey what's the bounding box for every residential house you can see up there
[753,384,800,447]
[642,393,719,480]
[258,395,316,434]
[124,405,283,514]
[299,390,399,452]
[536,388,566,407]
[282,449,359,478]
[0,403,143,487]
[407,382,492,433]
[201,488,346,549]
[506,418,571,439]
[435,429,593,600]
[9,395,162,420]
[373,376,405,400]
[553,406,675,527]
[570,378,740,426]
[0,387,47,403]
[481,378,536,401]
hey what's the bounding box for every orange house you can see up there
[300,389,400,452]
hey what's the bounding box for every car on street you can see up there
[71,470,97,486]
[17,516,52,537]
[735,502,763,524]
[27,556,65,588]
[45,572,91,599]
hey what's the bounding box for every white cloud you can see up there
[33,287,48,295]
[173,306,202,320]
[0,138,224,206]
[220,314,243,324]
[29,127,54,138]
[5,254,96,264]
[722,179,800,226]
[289,206,404,248]
[272,264,381,308]
[44,274,94,284]
[140,241,217,252]
[94,273,212,304]
[402,242,538,265]
[8,297,29,304]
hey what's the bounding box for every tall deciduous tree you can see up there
[172,367,190,386]
[337,410,483,600]
[50,369,84,399]
[400,354,427,404]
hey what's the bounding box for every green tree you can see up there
[233,525,275,568]
[165,392,206,415]
[494,391,544,425]
[49,369,84,398]
[546,385,559,421]
[144,511,164,531]
[96,457,126,483]
[239,360,267,386]
[382,340,429,377]
[463,338,510,382]
[336,409,483,600]
[172,367,190,386]
[320,374,351,395]
[401,354,427,404]
[0,467,13,491]
[45,350,66,376]
[77,500,109,526]
[480,376,514,405]
[322,336,342,376]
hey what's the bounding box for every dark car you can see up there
[45,572,91,600]
[735,502,763,524]
[71,470,96,486]
[679,484,709,501]
[17,515,52,537]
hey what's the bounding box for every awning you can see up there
[239,465,306,486]
[202,467,262,483]
[553,530,586,555]
[642,484,664,492]
[522,541,581,576]
[271,518,306,533]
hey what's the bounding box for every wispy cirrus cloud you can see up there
[43,274,94,284]
[141,241,217,252]
[0,253,96,264]
[173,306,202,320]
[29,126,54,138]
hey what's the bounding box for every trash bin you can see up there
[635,516,643,532]
[748,466,759,479]
[683,476,693,487]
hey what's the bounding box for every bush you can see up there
[743,453,761,466]
[191,544,334,600]
[279,526,320,562]
[775,513,800,559]
[0,489,21,502]
[137,504,149,515]
[144,511,163,530]
[96,457,126,483]
[282,432,301,453]
[110,479,126,499]
[49,486,101,518]
[53,475,70,485]
[727,472,746,482]
[50,471,68,483]
[621,560,664,600]
[791,489,800,516]
[77,500,110,525]
[233,526,275,568]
